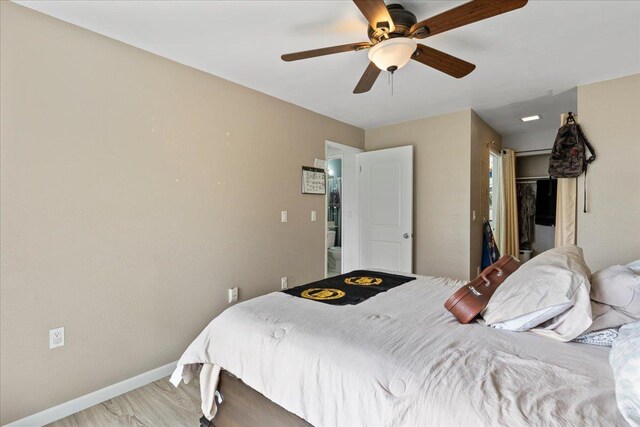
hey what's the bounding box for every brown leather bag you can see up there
[444,255,520,324]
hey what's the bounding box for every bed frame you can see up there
[199,370,312,427]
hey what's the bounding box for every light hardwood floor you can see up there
[47,377,201,427]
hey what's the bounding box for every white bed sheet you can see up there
[171,273,625,426]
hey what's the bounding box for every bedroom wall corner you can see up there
[364,110,473,281]
[0,2,364,424]
[575,73,640,270]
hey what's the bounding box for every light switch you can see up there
[228,287,238,304]
[281,211,288,222]
[311,211,317,222]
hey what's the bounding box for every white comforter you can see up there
[171,274,625,427]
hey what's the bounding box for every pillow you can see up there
[586,301,636,333]
[487,302,572,332]
[481,245,592,341]
[591,265,640,317]
[626,259,640,275]
[609,321,640,426]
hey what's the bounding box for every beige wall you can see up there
[0,3,364,424]
[366,110,490,280]
[576,74,640,271]
[365,111,501,280]
[470,112,502,277]
[515,154,549,178]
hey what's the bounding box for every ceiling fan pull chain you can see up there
[391,71,394,96]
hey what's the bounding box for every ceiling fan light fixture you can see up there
[368,38,418,72]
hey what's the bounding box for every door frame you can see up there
[325,141,363,277]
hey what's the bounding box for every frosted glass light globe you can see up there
[368,38,418,72]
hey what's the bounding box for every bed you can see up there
[171,272,626,426]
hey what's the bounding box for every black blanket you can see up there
[283,270,416,305]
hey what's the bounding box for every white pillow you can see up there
[488,302,571,332]
[626,259,640,275]
[591,265,640,317]
[481,245,592,341]
[586,301,636,333]
[610,321,640,426]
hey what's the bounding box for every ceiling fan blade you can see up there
[353,0,395,33]
[353,62,381,94]
[410,0,527,38]
[282,42,372,62]
[412,44,476,78]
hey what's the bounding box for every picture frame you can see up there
[301,166,326,195]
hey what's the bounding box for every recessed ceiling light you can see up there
[521,115,541,122]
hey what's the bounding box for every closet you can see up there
[515,150,556,260]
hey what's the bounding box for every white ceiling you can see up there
[481,87,576,137]
[14,1,640,134]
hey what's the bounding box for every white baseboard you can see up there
[4,361,178,427]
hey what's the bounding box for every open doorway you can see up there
[325,141,363,277]
[489,149,502,246]
[326,155,342,276]
[479,88,577,262]
[515,151,557,261]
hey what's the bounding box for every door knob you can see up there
[403,233,410,239]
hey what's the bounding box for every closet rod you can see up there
[515,149,552,157]
[516,175,554,181]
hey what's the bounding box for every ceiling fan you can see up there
[281,0,528,94]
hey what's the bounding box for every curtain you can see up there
[555,178,577,246]
[555,113,578,247]
[500,149,519,258]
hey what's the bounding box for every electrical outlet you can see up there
[281,211,287,223]
[49,327,64,349]
[228,287,238,303]
[311,211,317,222]
[281,277,288,290]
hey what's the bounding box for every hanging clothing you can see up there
[535,178,557,226]
[481,221,501,269]
[517,184,536,247]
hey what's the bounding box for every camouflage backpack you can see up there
[548,112,596,212]
[549,112,596,178]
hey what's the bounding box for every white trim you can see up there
[324,140,363,277]
[3,361,177,427]
[326,140,363,154]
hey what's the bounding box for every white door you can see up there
[357,146,413,273]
